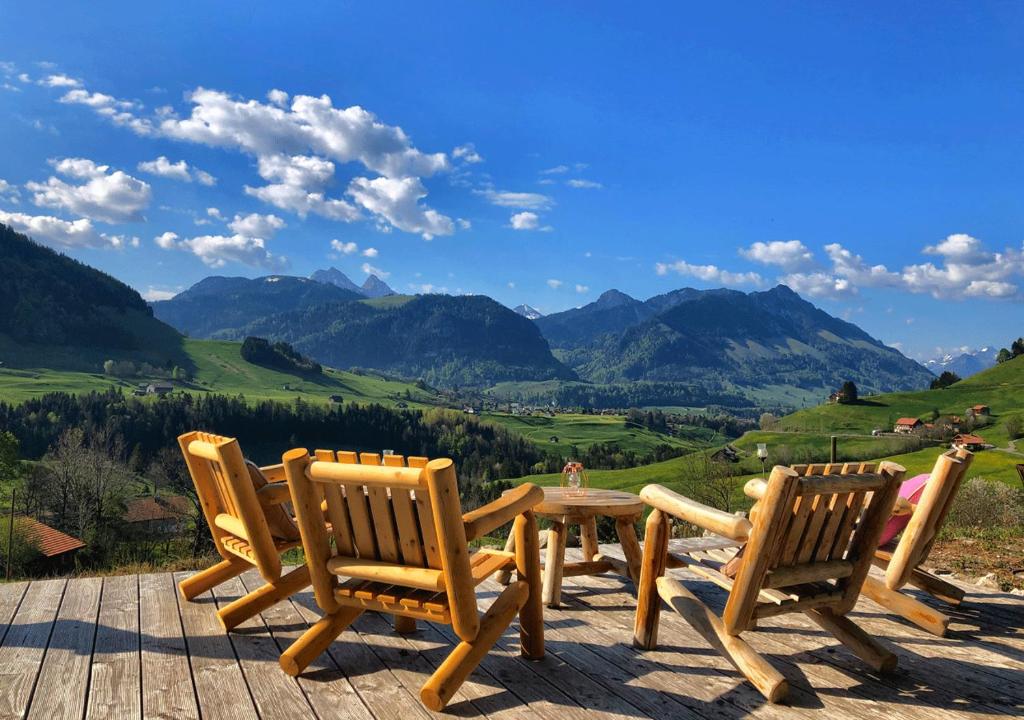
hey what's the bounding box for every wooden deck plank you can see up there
[0,555,1019,720]
[528,568,845,720]
[87,574,141,720]
[0,578,67,720]
[371,611,549,720]
[284,585,435,720]
[27,576,101,720]
[593,544,1018,718]
[140,572,198,720]
[173,571,259,720]
[210,575,317,720]
[351,611,491,719]
[237,570,377,720]
[0,582,28,647]
[428,601,642,720]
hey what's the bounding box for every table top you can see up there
[508,485,644,518]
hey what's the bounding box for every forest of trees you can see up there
[996,337,1024,363]
[240,336,322,374]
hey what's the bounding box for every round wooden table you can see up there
[501,487,645,607]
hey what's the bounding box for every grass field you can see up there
[481,412,718,456]
[0,338,441,408]
[779,354,1024,435]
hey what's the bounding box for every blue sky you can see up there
[1,2,1022,360]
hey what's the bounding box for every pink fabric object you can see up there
[877,473,930,546]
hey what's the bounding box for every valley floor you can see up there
[1,545,1021,720]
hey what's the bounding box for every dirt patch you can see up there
[927,536,1024,591]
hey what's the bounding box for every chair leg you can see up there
[805,606,898,672]
[862,575,950,637]
[657,576,789,703]
[280,605,364,677]
[515,511,544,659]
[420,581,528,711]
[542,520,568,607]
[394,615,417,634]
[178,557,247,601]
[633,509,669,650]
[217,565,311,631]
[909,567,965,606]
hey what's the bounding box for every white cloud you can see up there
[361,262,389,278]
[39,74,81,88]
[58,89,153,135]
[137,155,216,185]
[655,260,763,286]
[0,179,20,203]
[362,246,378,257]
[266,89,289,107]
[0,210,127,249]
[142,287,177,301]
[575,284,589,294]
[180,234,287,269]
[739,240,814,270]
[457,218,471,230]
[52,79,457,237]
[154,231,179,249]
[453,143,483,163]
[26,158,151,223]
[477,189,553,210]
[507,281,516,289]
[17,73,30,84]
[779,271,854,298]
[228,212,285,239]
[540,165,569,175]
[347,176,454,239]
[206,207,225,220]
[160,88,449,178]
[330,239,358,254]
[774,235,1022,300]
[509,211,545,231]
[546,278,563,289]
[245,153,360,221]
[567,179,602,189]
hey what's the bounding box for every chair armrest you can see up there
[258,462,287,483]
[744,478,767,501]
[640,484,752,541]
[463,483,544,542]
[256,482,292,507]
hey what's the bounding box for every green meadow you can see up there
[0,337,440,408]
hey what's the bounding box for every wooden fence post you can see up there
[830,436,837,464]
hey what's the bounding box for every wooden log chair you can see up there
[634,463,905,703]
[176,431,315,630]
[279,448,546,711]
[782,450,974,636]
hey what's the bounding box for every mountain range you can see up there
[309,267,395,298]
[513,304,545,320]
[3,223,936,405]
[922,346,999,379]
[535,286,934,397]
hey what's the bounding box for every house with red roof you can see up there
[893,417,923,434]
[952,433,987,452]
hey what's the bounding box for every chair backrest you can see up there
[282,448,481,641]
[177,430,282,582]
[885,448,972,589]
[723,462,903,634]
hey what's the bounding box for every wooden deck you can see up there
[0,541,1021,720]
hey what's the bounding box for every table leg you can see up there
[494,524,516,585]
[616,516,643,584]
[542,519,568,607]
[580,516,600,562]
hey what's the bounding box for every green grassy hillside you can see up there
[0,337,441,407]
[779,354,1024,434]
[482,412,717,456]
